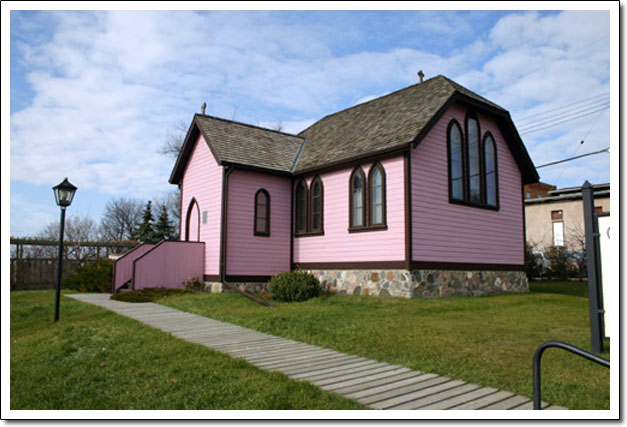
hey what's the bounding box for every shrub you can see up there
[525,242,543,280]
[545,246,578,280]
[268,271,321,302]
[183,276,204,292]
[62,259,114,293]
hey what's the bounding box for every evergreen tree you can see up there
[131,201,157,243]
[154,205,174,242]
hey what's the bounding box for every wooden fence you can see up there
[10,238,138,291]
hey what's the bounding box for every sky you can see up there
[6,5,615,237]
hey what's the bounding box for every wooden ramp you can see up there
[67,293,566,411]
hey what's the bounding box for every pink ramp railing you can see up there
[132,241,205,291]
[112,243,155,293]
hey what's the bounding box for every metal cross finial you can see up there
[417,70,424,83]
[201,102,207,115]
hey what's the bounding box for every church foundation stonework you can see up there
[205,269,528,299]
[307,269,528,299]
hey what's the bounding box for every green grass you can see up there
[529,280,589,298]
[158,281,610,410]
[10,290,364,410]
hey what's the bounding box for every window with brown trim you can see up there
[551,210,563,220]
[594,206,604,214]
[295,180,307,234]
[368,162,386,227]
[310,177,323,233]
[349,164,387,232]
[447,111,499,210]
[254,189,270,236]
[349,167,366,229]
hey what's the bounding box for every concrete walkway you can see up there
[67,293,565,411]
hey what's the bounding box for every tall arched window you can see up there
[447,112,499,210]
[466,112,482,203]
[448,120,464,201]
[483,133,498,207]
[368,163,386,226]
[349,167,366,228]
[295,180,307,234]
[310,177,323,233]
[185,198,200,242]
[254,189,270,236]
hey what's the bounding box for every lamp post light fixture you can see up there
[52,178,77,322]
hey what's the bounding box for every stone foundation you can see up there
[203,281,268,294]
[309,269,528,299]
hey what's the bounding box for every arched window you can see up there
[448,120,464,201]
[254,189,270,236]
[185,198,200,242]
[483,133,498,207]
[295,180,307,234]
[466,112,481,203]
[310,177,323,233]
[349,167,366,228]
[447,112,499,210]
[368,163,386,226]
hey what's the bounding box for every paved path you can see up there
[67,293,565,411]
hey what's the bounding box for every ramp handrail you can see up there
[533,340,609,410]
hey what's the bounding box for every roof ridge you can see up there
[297,75,447,136]
[195,113,304,139]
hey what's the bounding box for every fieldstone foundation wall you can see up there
[308,269,528,299]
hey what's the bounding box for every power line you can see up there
[516,92,609,122]
[536,147,610,169]
[520,105,609,135]
[516,98,609,128]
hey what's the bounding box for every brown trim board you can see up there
[225,275,272,283]
[294,261,524,272]
[411,261,525,271]
[204,274,221,282]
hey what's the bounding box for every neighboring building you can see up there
[116,75,540,299]
[524,183,610,251]
[524,182,556,200]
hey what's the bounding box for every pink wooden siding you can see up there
[133,241,204,290]
[294,156,406,263]
[226,170,291,275]
[180,134,222,275]
[411,103,524,265]
[112,243,154,293]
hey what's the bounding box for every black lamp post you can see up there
[52,177,77,322]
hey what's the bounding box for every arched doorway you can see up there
[185,198,200,242]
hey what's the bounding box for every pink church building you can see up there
[115,75,539,298]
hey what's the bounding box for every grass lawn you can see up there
[9,290,364,410]
[157,280,610,410]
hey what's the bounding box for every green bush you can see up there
[545,246,578,280]
[268,271,321,302]
[525,242,543,280]
[62,259,114,293]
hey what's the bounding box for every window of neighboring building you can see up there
[595,206,604,214]
[447,112,499,209]
[310,177,323,233]
[254,189,270,236]
[553,221,564,246]
[295,180,307,234]
[551,210,563,221]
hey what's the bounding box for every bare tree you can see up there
[32,214,100,260]
[100,196,144,241]
[159,120,189,158]
[154,191,181,240]
[272,120,285,132]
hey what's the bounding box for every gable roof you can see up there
[169,114,305,183]
[170,75,539,185]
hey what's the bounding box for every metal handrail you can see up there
[533,340,609,410]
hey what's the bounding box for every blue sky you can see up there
[8,7,613,237]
